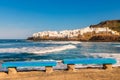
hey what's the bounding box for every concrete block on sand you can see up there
[103,64,112,70]
[68,64,76,72]
[45,67,53,73]
[8,68,17,75]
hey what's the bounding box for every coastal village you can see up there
[29,20,120,41]
[32,27,119,39]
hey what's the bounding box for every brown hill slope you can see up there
[90,20,120,32]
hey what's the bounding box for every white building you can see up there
[32,27,120,38]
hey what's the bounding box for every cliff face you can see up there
[27,20,120,42]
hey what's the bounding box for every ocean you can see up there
[0,39,120,70]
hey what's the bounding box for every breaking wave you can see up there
[114,45,120,47]
[88,53,120,67]
[0,45,77,54]
[40,41,81,44]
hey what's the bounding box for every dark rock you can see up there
[89,35,120,42]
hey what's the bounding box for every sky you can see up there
[0,0,120,39]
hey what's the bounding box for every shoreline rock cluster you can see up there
[27,20,120,42]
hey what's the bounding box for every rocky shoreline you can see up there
[27,35,120,42]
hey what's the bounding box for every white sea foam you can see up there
[0,45,76,54]
[114,45,120,47]
[70,53,120,68]
[88,53,120,67]
[33,45,76,54]
[40,41,81,44]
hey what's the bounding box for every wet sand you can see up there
[0,67,120,80]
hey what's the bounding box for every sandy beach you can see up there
[0,67,120,80]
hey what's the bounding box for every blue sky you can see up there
[0,0,120,39]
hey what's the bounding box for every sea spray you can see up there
[33,45,77,54]
[88,53,120,67]
[0,45,77,54]
[40,41,81,45]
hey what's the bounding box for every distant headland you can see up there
[27,20,120,42]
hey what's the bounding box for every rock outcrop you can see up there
[89,35,120,42]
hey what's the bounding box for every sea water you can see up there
[0,39,120,70]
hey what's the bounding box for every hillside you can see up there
[90,20,120,32]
